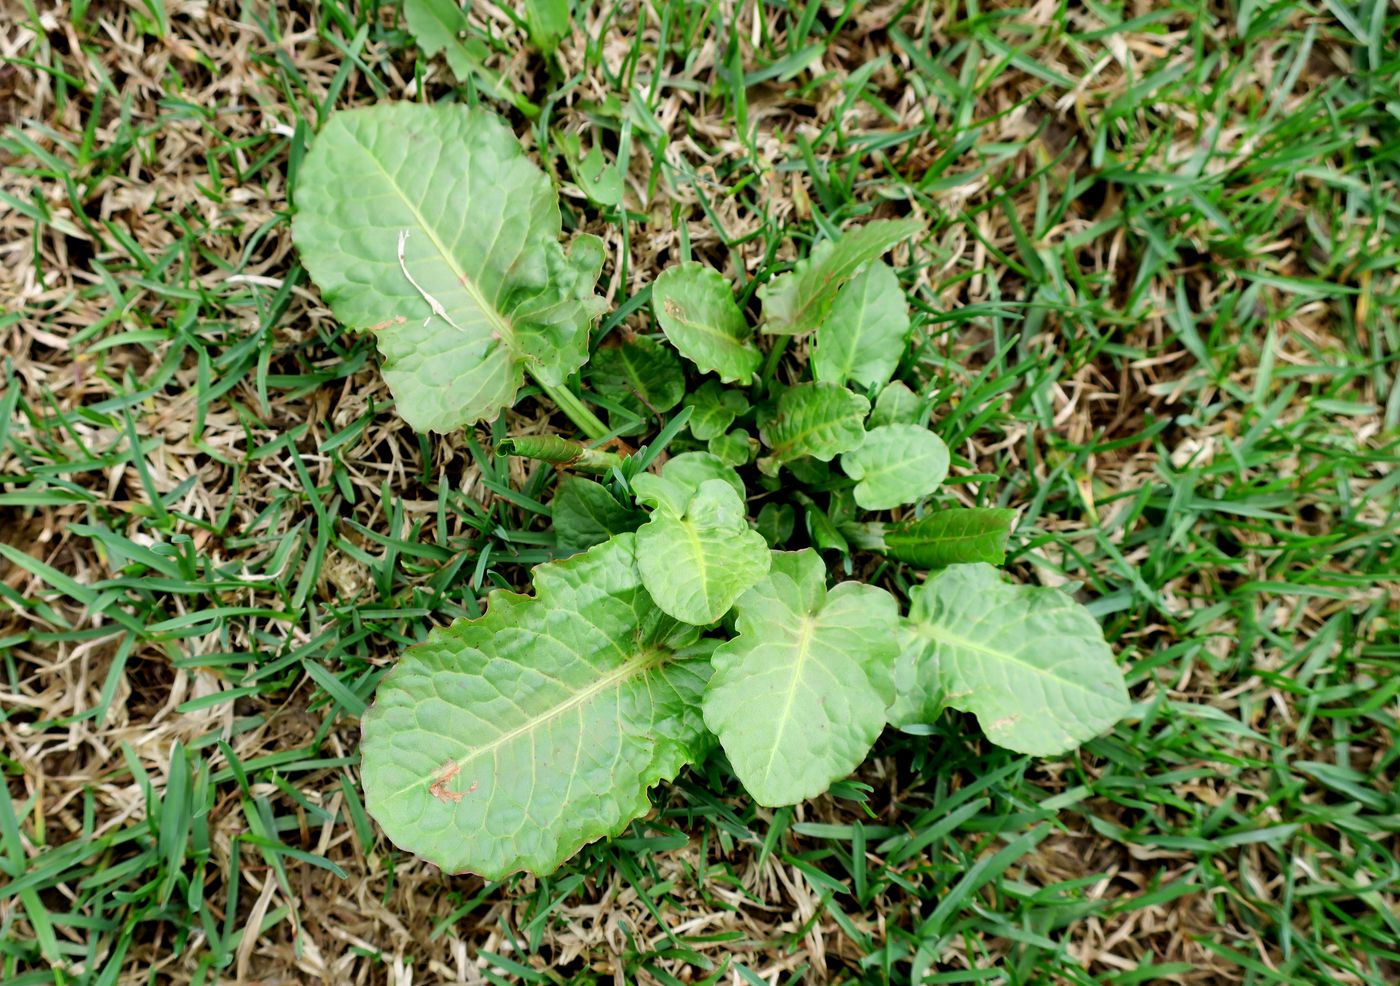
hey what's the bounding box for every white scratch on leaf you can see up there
[397,229,463,331]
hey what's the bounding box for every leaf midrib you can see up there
[918,617,1106,699]
[851,447,940,482]
[760,612,816,784]
[388,647,666,801]
[769,408,863,459]
[345,123,514,343]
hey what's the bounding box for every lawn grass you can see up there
[1,1,1397,983]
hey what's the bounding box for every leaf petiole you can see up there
[527,367,611,442]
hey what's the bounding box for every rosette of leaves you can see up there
[291,107,1137,878]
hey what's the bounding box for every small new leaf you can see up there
[758,382,869,476]
[292,103,605,432]
[811,261,910,390]
[839,424,949,510]
[684,380,750,441]
[707,431,753,466]
[703,551,902,806]
[636,479,771,625]
[870,380,928,428]
[759,219,922,336]
[403,0,538,117]
[588,336,684,429]
[360,534,711,877]
[553,477,645,550]
[892,563,1130,754]
[652,263,761,383]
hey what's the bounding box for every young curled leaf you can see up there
[703,550,902,806]
[360,534,711,877]
[499,435,623,474]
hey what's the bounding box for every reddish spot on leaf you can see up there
[428,761,465,803]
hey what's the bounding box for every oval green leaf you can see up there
[757,382,870,476]
[881,507,1015,568]
[839,424,950,510]
[811,261,910,390]
[684,380,750,441]
[360,534,711,877]
[587,335,684,431]
[869,379,928,428]
[652,262,761,384]
[552,477,645,550]
[636,479,771,625]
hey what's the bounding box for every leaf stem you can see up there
[527,368,611,442]
[759,334,791,392]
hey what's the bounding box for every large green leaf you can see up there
[892,563,1130,754]
[758,219,922,336]
[757,382,870,476]
[360,534,711,876]
[703,550,902,806]
[811,261,910,390]
[552,477,645,550]
[292,103,605,433]
[402,0,538,117]
[635,479,770,625]
[651,262,761,383]
[839,424,949,510]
